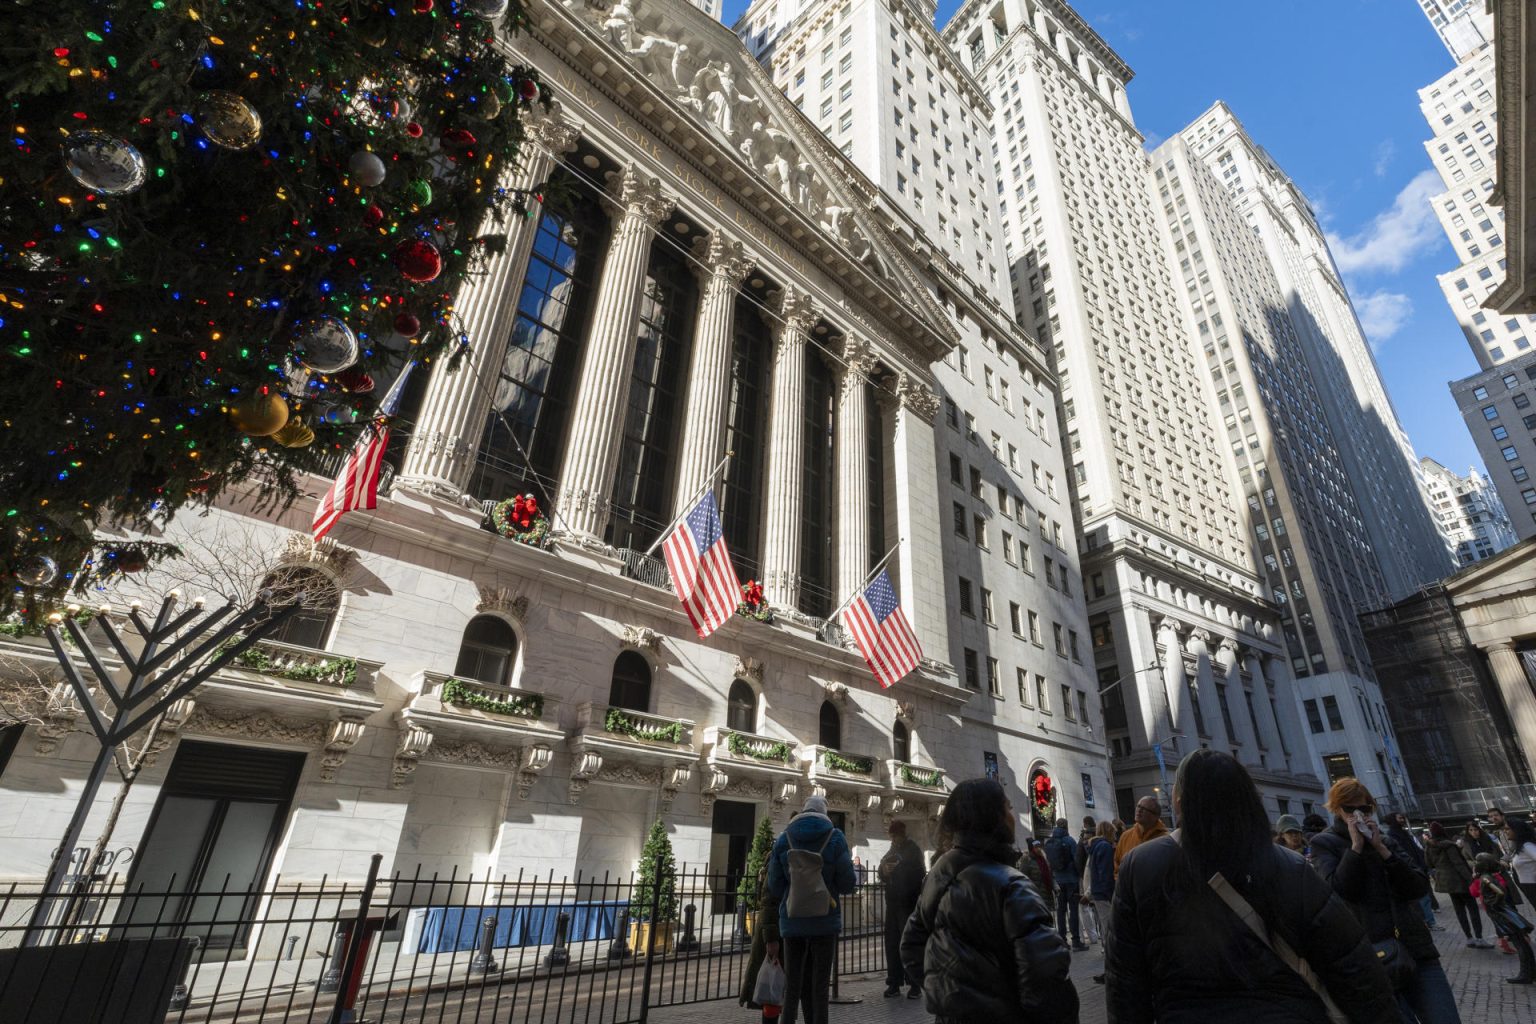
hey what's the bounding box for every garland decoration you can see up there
[492,494,550,546]
[736,578,773,622]
[224,635,357,688]
[605,706,683,744]
[1031,770,1057,823]
[727,730,794,763]
[441,678,543,719]
[822,749,875,775]
[899,764,943,788]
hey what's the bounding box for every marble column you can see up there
[890,372,947,664]
[1484,642,1536,776]
[1156,617,1196,756]
[1186,629,1230,750]
[759,289,816,610]
[672,235,753,517]
[1242,649,1284,761]
[1215,638,1256,757]
[397,113,581,499]
[1263,654,1309,775]
[553,167,676,542]
[833,339,877,605]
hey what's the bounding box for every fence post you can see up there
[542,910,571,968]
[167,935,202,1010]
[327,852,383,1024]
[732,901,750,946]
[469,915,500,974]
[637,852,663,1024]
[608,908,633,960]
[317,926,349,993]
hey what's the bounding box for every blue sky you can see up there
[719,0,1484,473]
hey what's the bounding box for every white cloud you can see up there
[1373,139,1395,178]
[1326,170,1444,275]
[1353,290,1414,348]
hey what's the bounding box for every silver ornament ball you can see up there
[15,555,59,588]
[62,129,147,196]
[197,91,263,150]
[348,150,387,187]
[292,316,360,374]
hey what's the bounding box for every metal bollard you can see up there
[731,902,750,946]
[285,935,300,960]
[676,903,700,953]
[167,935,202,1010]
[542,910,571,968]
[607,908,633,960]
[317,926,349,993]
[468,914,500,974]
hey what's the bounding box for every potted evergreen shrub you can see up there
[630,818,678,955]
[736,817,777,935]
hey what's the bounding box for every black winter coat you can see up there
[900,833,1077,1022]
[1105,835,1402,1024]
[1424,836,1474,895]
[1310,817,1436,963]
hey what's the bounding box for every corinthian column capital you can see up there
[607,166,676,227]
[695,233,755,292]
[773,287,818,340]
[894,371,940,421]
[524,110,582,158]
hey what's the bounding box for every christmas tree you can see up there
[1,0,550,613]
[631,818,678,924]
[736,816,777,913]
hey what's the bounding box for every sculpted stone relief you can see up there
[563,0,884,275]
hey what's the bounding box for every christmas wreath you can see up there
[1031,771,1057,823]
[737,578,773,622]
[492,494,549,546]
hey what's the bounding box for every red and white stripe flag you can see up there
[661,491,742,639]
[843,568,922,688]
[311,363,413,542]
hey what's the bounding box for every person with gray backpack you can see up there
[765,794,858,1024]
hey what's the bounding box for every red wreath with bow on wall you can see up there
[1032,771,1057,823]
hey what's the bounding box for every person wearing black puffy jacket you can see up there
[1107,750,1402,1024]
[900,777,1077,1023]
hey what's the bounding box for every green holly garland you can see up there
[727,730,794,763]
[899,764,943,788]
[441,678,543,719]
[222,634,357,687]
[822,749,875,775]
[605,706,683,744]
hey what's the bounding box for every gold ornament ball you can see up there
[229,392,290,437]
[197,91,263,150]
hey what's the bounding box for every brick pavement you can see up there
[648,926,1536,1024]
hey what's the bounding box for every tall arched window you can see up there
[259,567,339,650]
[799,350,836,616]
[893,721,911,763]
[471,169,609,503]
[727,680,757,733]
[721,294,771,579]
[818,700,841,750]
[607,240,698,552]
[608,651,652,712]
[452,616,518,687]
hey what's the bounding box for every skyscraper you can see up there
[736,0,1114,829]
[1420,456,1518,566]
[1418,0,1494,63]
[940,0,1322,818]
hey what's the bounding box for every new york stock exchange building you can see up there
[0,0,1113,949]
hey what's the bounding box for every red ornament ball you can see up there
[334,368,376,394]
[362,203,385,227]
[442,128,476,148]
[117,548,149,573]
[391,239,442,283]
[394,312,422,337]
[517,79,539,102]
[405,121,423,138]
[413,0,433,11]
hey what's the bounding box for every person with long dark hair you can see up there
[1424,821,1490,948]
[900,777,1077,1022]
[1310,778,1459,1024]
[1106,750,1400,1023]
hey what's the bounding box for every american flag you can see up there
[843,569,922,688]
[311,363,413,542]
[662,491,741,639]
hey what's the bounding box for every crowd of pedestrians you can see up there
[739,757,1536,1024]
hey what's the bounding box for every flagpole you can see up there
[641,451,735,558]
[824,539,904,627]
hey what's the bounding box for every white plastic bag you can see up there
[752,957,787,1006]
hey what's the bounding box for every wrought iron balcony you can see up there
[616,549,673,592]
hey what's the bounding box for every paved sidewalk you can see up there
[649,926,1536,1024]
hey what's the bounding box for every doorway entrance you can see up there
[709,800,756,914]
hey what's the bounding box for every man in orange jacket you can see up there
[1113,795,1168,877]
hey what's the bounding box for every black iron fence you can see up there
[0,858,891,1024]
